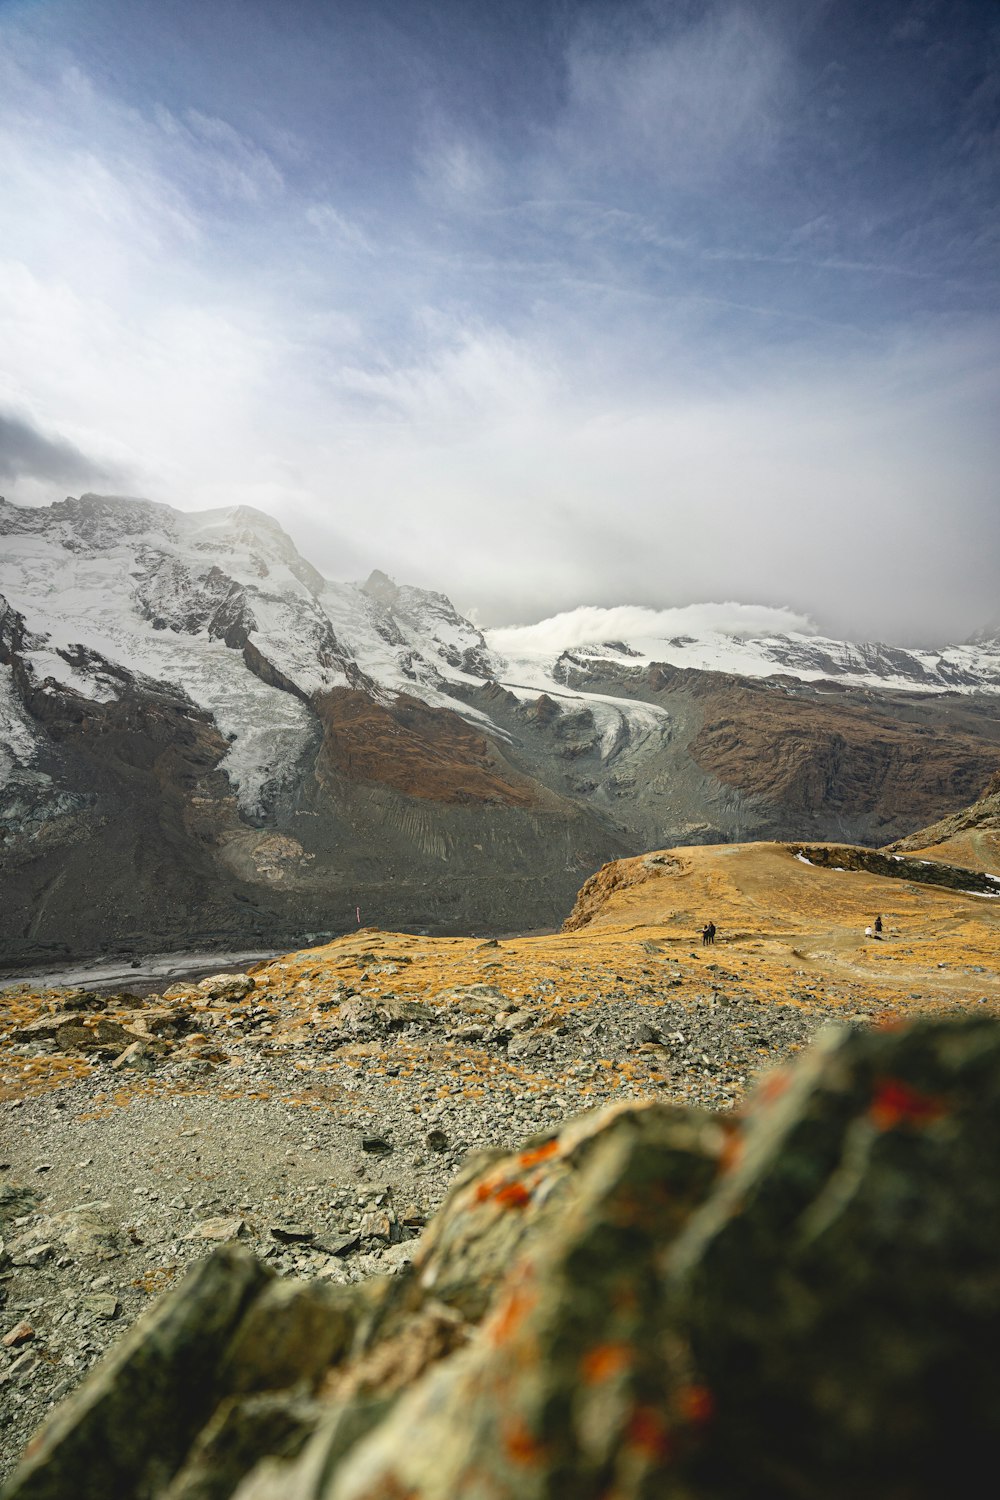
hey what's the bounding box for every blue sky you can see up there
[1,0,998,642]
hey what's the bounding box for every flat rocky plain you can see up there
[3,835,999,1482]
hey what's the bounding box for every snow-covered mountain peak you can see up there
[0,495,513,814]
[485,610,1000,697]
[4,493,1000,833]
[0,491,177,546]
[361,569,500,680]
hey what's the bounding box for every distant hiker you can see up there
[874,915,883,935]
[865,925,873,939]
[708,921,717,945]
[702,922,717,946]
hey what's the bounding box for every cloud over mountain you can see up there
[486,603,819,657]
[0,410,118,487]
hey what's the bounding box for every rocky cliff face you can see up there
[883,768,1000,869]
[2,494,999,966]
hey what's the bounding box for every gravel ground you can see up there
[0,979,837,1481]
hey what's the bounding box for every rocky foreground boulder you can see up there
[4,1016,998,1500]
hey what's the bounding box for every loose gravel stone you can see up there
[0,969,853,1480]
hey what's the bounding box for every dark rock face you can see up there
[667,1018,1000,1498]
[685,680,999,830]
[788,841,1000,893]
[0,652,263,969]
[5,1016,998,1500]
[886,767,1000,855]
[3,1248,270,1500]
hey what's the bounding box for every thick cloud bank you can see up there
[486,602,817,657]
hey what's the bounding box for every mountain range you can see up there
[2,493,999,966]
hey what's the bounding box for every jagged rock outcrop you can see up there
[786,841,1000,893]
[562,849,683,932]
[6,1015,998,1500]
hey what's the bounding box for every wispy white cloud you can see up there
[305,202,375,253]
[335,320,559,428]
[417,131,500,206]
[558,6,789,183]
[154,105,284,205]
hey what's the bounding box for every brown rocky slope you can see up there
[681,669,1000,830]
[884,768,1000,868]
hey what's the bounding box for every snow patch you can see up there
[23,649,119,703]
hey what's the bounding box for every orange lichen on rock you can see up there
[869,1076,947,1131]
[717,1125,745,1175]
[518,1139,560,1169]
[493,1181,532,1210]
[502,1416,549,1467]
[756,1070,791,1107]
[488,1285,539,1348]
[473,1164,534,1209]
[581,1342,633,1384]
[676,1383,715,1427]
[626,1406,674,1462]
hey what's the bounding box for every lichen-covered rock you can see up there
[393,1100,715,1324]
[7,1202,121,1264]
[232,1398,395,1500]
[318,1108,724,1500]
[3,1245,271,1500]
[161,1392,322,1500]
[196,975,255,1003]
[5,1019,1000,1500]
[217,1280,360,1397]
[664,1016,1000,1498]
